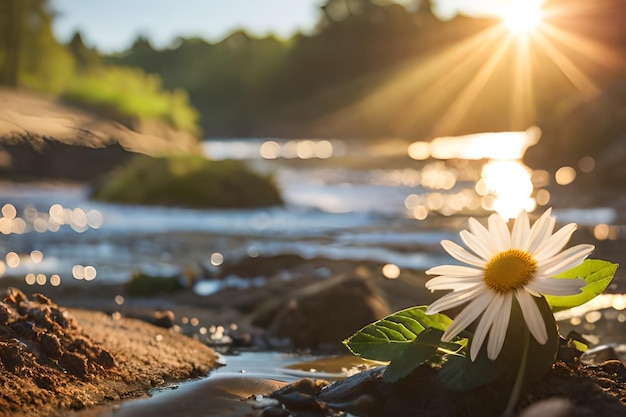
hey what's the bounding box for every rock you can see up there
[519,398,571,417]
[580,344,621,364]
[268,356,626,417]
[267,271,390,348]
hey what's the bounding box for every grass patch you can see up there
[125,272,185,297]
[63,66,200,135]
[91,154,283,209]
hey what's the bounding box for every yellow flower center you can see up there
[483,248,537,293]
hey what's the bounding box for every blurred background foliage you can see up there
[0,0,199,135]
[0,0,625,171]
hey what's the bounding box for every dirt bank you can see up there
[0,88,200,181]
[0,289,219,417]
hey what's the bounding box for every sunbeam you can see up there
[531,32,600,97]
[510,36,536,128]
[316,0,625,139]
[540,24,625,74]
[432,28,513,134]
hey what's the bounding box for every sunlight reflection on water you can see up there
[409,127,540,219]
[0,130,620,290]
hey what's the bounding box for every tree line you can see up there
[1,0,626,174]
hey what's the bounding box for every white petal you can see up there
[487,292,512,360]
[426,265,483,278]
[470,294,504,361]
[525,277,584,296]
[533,223,577,261]
[426,285,485,314]
[425,276,483,291]
[441,290,495,342]
[536,244,594,277]
[516,289,547,344]
[488,213,511,251]
[460,230,493,260]
[527,209,555,253]
[468,217,499,254]
[512,210,530,250]
[441,240,486,268]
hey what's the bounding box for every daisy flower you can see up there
[425,208,594,361]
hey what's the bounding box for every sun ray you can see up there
[510,36,536,129]
[539,24,625,72]
[531,33,600,97]
[397,25,512,133]
[317,0,623,139]
[432,31,513,135]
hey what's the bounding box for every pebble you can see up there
[580,344,621,364]
[519,397,571,417]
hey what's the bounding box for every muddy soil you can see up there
[267,356,626,417]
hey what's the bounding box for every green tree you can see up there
[68,31,101,70]
[0,0,74,90]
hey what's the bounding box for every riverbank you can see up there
[0,289,219,417]
[3,259,625,417]
[0,88,199,181]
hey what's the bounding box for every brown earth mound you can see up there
[0,288,219,417]
[0,88,200,181]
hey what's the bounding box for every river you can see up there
[0,131,620,293]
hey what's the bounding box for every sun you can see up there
[499,0,544,35]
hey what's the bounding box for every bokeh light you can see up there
[72,265,85,280]
[407,141,431,160]
[260,140,280,159]
[593,224,618,241]
[50,274,61,286]
[210,252,224,266]
[2,203,16,219]
[84,266,97,281]
[30,250,43,263]
[555,166,576,185]
[87,209,104,229]
[535,189,550,206]
[578,156,595,173]
[314,140,333,159]
[6,252,19,268]
[0,217,11,235]
[382,263,401,279]
[36,274,47,285]
[25,273,36,285]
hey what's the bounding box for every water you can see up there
[71,352,377,417]
[0,134,620,291]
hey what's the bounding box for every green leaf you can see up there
[544,259,618,313]
[383,328,445,382]
[440,347,504,391]
[343,306,453,362]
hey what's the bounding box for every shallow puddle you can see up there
[72,352,374,417]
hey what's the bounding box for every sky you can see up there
[50,0,507,53]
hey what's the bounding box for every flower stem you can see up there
[503,326,530,417]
